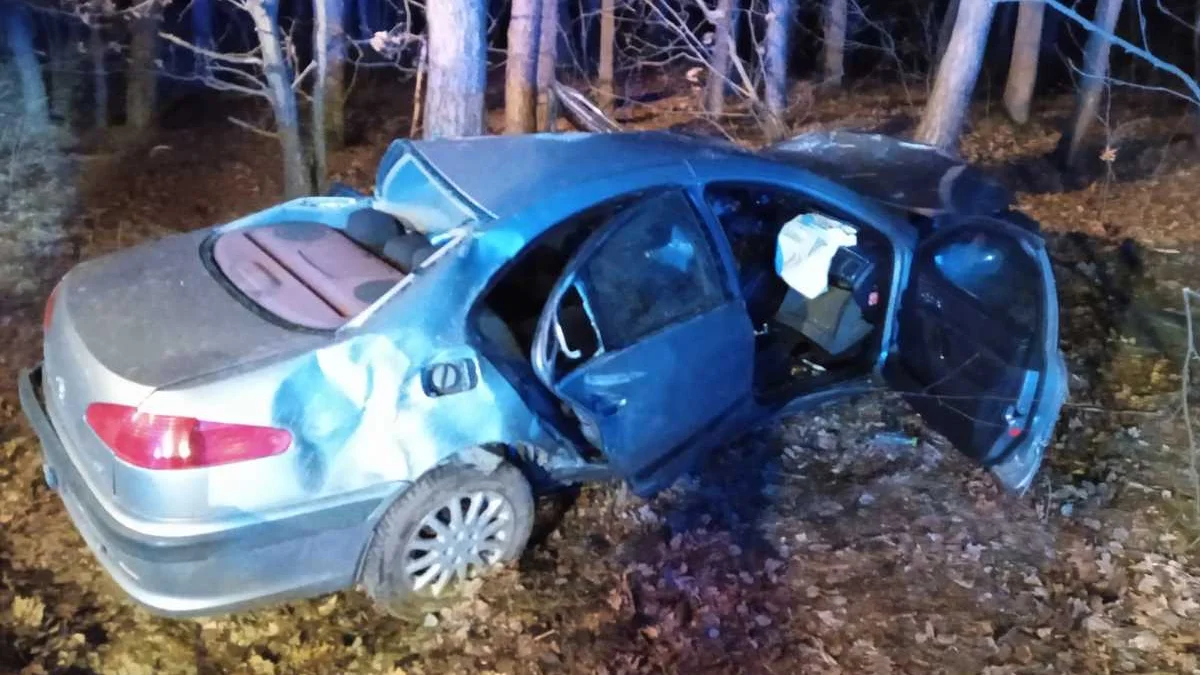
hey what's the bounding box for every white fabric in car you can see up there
[774,212,857,299]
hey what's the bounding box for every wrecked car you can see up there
[18,129,1067,618]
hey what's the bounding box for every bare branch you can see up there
[160,31,263,66]
[227,115,277,139]
[292,60,315,90]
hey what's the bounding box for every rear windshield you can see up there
[209,220,420,331]
[375,147,481,236]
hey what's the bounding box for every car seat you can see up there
[344,209,403,251]
[773,287,873,360]
[382,232,436,272]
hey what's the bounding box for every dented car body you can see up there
[18,130,1068,617]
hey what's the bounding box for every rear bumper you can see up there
[18,364,388,618]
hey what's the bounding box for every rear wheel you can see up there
[360,462,534,611]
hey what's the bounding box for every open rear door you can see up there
[530,190,756,497]
[884,217,1067,492]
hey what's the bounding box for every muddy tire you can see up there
[359,462,534,612]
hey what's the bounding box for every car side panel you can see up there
[138,252,557,521]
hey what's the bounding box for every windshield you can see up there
[373,145,482,236]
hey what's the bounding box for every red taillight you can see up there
[85,403,292,470]
[43,282,62,333]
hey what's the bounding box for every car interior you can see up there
[702,183,893,402]
[208,208,435,330]
[471,198,632,460]
[471,184,895,464]
[475,198,636,362]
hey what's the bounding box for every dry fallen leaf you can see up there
[1130,631,1162,651]
[1083,614,1115,633]
[816,610,844,630]
[11,595,44,627]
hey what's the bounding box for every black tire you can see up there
[359,461,534,612]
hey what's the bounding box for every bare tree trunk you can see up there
[4,3,49,130]
[505,0,543,133]
[1194,0,1200,85]
[126,8,160,130]
[705,0,734,116]
[424,0,487,138]
[313,0,330,189]
[89,20,108,129]
[1056,0,1118,169]
[764,0,791,136]
[536,0,561,130]
[822,0,847,87]
[411,42,427,137]
[935,0,960,65]
[192,0,214,75]
[321,0,346,148]
[248,0,313,197]
[1193,0,1200,152]
[598,0,616,113]
[916,0,995,151]
[313,0,346,189]
[1055,0,1123,169]
[1003,1,1043,124]
[50,19,82,123]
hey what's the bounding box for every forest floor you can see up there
[4,81,1200,674]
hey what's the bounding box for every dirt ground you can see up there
[4,83,1200,674]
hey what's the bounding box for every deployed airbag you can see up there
[774,212,857,299]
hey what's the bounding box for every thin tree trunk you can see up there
[822,0,847,87]
[935,0,960,66]
[313,0,346,189]
[424,0,487,138]
[1193,0,1200,85]
[1193,0,1200,151]
[598,0,615,113]
[1055,0,1123,169]
[126,9,160,130]
[916,0,996,151]
[505,0,543,133]
[1003,1,1043,124]
[410,42,427,137]
[48,20,66,117]
[764,0,791,136]
[90,20,108,129]
[705,0,734,116]
[326,0,346,149]
[313,0,329,189]
[192,0,214,75]
[576,0,593,75]
[248,0,313,197]
[536,0,561,130]
[51,19,82,123]
[4,3,49,130]
[357,0,371,38]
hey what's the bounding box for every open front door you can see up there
[531,190,755,497]
[885,217,1068,493]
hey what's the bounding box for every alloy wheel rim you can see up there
[401,490,516,596]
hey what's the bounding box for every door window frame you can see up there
[693,177,905,369]
[532,186,740,384]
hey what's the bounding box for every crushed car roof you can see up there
[403,131,751,218]
[383,128,1013,227]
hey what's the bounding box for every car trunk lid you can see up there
[59,228,329,391]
